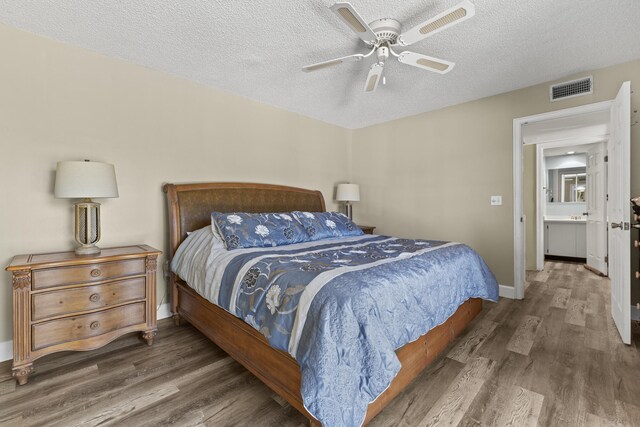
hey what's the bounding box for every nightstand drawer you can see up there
[32,258,146,290]
[32,302,146,350]
[32,277,146,321]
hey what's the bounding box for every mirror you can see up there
[546,166,587,203]
[562,172,586,202]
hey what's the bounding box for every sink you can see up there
[544,215,586,222]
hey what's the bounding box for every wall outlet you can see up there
[490,195,503,206]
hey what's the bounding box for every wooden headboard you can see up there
[162,182,326,260]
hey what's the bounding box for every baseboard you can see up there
[0,340,12,364]
[499,284,516,299]
[157,302,172,320]
[0,303,174,363]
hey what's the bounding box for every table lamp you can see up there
[336,183,360,220]
[54,160,119,255]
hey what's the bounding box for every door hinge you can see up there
[625,222,630,230]
[604,155,608,162]
[606,194,609,201]
[605,255,608,264]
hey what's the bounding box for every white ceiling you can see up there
[1,0,639,129]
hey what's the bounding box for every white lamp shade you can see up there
[54,161,119,199]
[336,183,360,202]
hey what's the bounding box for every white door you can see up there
[608,81,631,344]
[586,142,607,275]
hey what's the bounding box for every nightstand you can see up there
[5,244,161,385]
[358,225,376,235]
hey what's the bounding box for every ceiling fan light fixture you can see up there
[368,18,402,44]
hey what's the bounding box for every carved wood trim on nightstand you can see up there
[142,330,156,346]
[145,255,159,336]
[145,256,157,273]
[12,269,31,289]
[11,269,32,385]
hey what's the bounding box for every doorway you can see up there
[513,101,613,299]
[535,139,609,276]
[512,82,632,344]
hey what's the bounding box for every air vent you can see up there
[550,76,593,102]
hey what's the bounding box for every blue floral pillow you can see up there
[212,212,309,250]
[292,211,364,240]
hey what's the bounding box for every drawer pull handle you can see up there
[90,269,102,277]
[89,293,100,302]
[90,321,100,330]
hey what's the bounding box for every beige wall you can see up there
[2,22,639,350]
[0,25,351,344]
[351,59,640,292]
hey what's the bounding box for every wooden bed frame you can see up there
[163,182,482,425]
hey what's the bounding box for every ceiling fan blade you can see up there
[396,0,475,47]
[397,51,454,74]
[330,2,378,45]
[364,62,384,93]
[302,53,365,72]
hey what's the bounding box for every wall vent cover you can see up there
[550,76,593,102]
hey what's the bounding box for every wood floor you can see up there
[1,261,638,426]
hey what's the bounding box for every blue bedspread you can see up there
[179,235,498,426]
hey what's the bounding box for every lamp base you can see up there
[344,203,353,220]
[75,244,101,256]
[74,199,102,256]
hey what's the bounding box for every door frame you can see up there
[513,100,613,299]
[535,140,607,271]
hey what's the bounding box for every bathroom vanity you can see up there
[544,218,587,259]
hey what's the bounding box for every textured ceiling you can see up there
[1,0,639,129]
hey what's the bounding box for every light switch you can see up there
[490,195,502,206]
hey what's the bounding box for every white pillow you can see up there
[209,223,225,248]
[171,225,224,285]
[183,225,224,249]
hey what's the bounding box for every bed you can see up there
[163,182,498,426]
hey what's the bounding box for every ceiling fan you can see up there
[302,1,475,92]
